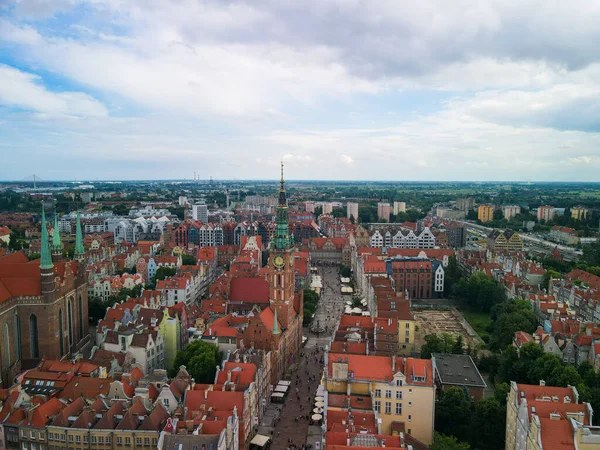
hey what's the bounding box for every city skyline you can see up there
[2,1,600,181]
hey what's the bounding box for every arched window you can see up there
[29,314,39,358]
[79,295,84,340]
[68,299,73,348]
[4,324,10,368]
[59,309,64,357]
[14,313,21,361]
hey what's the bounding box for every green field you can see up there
[460,310,493,343]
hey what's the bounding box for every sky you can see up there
[1,1,600,181]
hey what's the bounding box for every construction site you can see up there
[414,308,483,349]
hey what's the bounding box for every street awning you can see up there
[250,434,271,447]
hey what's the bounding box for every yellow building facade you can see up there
[572,207,589,221]
[478,204,495,223]
[325,354,435,445]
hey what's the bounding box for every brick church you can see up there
[0,209,89,387]
[238,163,304,384]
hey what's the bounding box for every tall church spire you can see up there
[74,211,85,260]
[273,161,291,250]
[52,213,61,250]
[278,160,286,206]
[39,207,54,269]
[51,212,62,262]
[272,307,280,335]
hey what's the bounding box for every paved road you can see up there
[268,267,346,449]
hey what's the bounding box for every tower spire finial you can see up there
[40,206,54,269]
[280,160,284,189]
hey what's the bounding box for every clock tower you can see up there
[269,161,296,329]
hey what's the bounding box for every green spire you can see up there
[273,161,292,250]
[272,307,280,335]
[52,213,61,251]
[39,207,54,269]
[74,211,85,257]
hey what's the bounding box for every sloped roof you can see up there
[230,277,269,304]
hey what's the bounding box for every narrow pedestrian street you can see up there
[268,266,348,449]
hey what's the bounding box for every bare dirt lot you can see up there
[414,308,484,350]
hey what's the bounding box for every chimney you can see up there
[346,435,351,446]
[227,371,232,382]
[204,390,208,400]
[540,380,545,387]
[392,355,396,372]
[388,318,392,326]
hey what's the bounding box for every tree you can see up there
[181,254,197,265]
[542,269,560,290]
[8,237,22,251]
[451,272,506,313]
[88,296,106,324]
[151,266,177,286]
[435,387,472,443]
[112,204,129,216]
[471,397,506,449]
[452,335,464,354]
[421,334,442,359]
[444,254,461,293]
[489,300,537,351]
[339,265,352,278]
[303,289,320,326]
[582,241,600,267]
[429,433,470,450]
[170,340,222,383]
[497,343,544,384]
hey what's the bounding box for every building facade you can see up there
[0,209,89,388]
[537,205,555,223]
[393,202,406,215]
[377,203,391,222]
[503,205,521,221]
[477,204,494,223]
[347,202,359,221]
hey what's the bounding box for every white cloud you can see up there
[2,0,600,179]
[0,18,42,45]
[0,64,108,117]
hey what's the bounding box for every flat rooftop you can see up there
[432,353,487,388]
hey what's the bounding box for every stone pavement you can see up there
[269,267,346,450]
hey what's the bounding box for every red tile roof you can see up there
[59,376,111,400]
[230,277,269,304]
[539,418,575,450]
[259,307,280,332]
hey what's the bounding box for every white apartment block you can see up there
[347,202,359,221]
[503,205,521,221]
[193,203,208,223]
[393,202,406,215]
